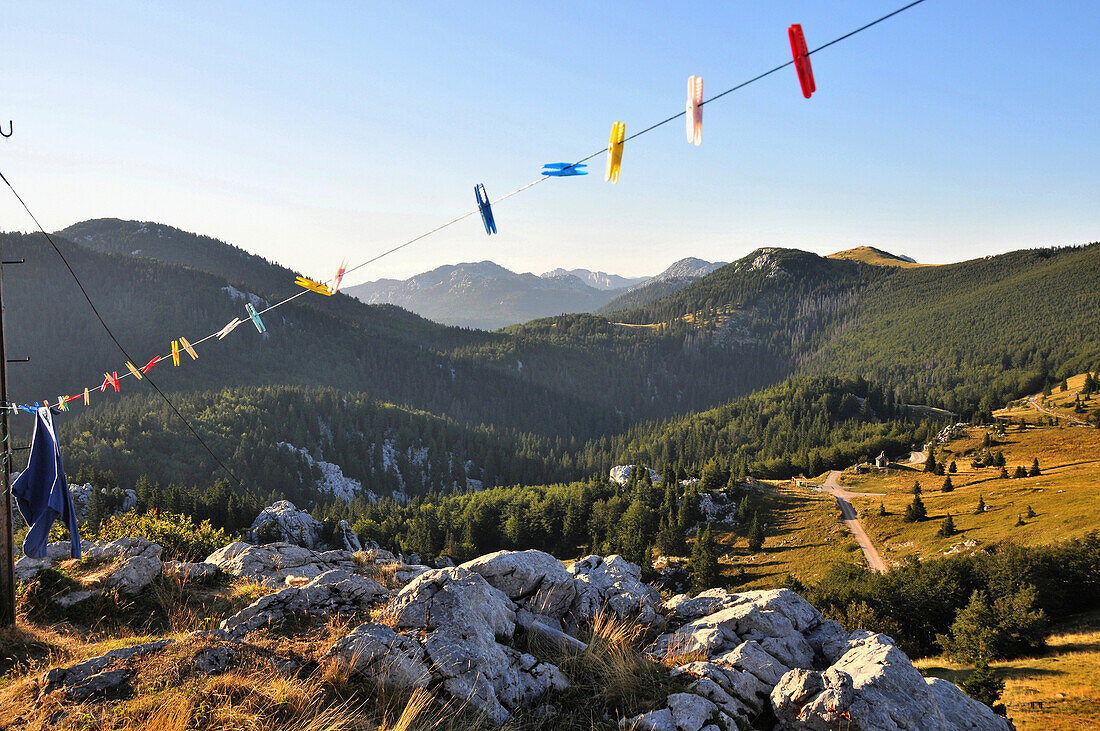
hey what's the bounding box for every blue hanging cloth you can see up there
[11,407,81,559]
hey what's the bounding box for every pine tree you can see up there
[912,480,922,495]
[1015,514,1026,526]
[1060,377,1069,392]
[924,450,938,474]
[942,476,954,492]
[878,502,887,517]
[904,494,927,522]
[690,524,719,592]
[999,466,1009,479]
[1029,458,1041,477]
[747,512,766,552]
[1013,466,1028,479]
[937,513,957,537]
[949,460,957,474]
[975,495,986,515]
[962,661,1005,714]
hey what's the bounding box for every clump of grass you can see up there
[228,578,275,609]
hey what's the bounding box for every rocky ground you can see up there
[1,506,1013,729]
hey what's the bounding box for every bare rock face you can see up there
[621,692,723,731]
[105,555,162,595]
[328,623,432,689]
[42,639,174,699]
[248,500,323,549]
[163,560,220,581]
[205,541,357,587]
[85,537,162,562]
[218,569,388,638]
[460,549,577,619]
[567,554,662,629]
[337,520,362,552]
[770,631,1013,731]
[341,566,568,723]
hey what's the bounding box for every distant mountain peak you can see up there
[540,268,648,291]
[828,246,922,267]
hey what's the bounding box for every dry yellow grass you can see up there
[836,423,1100,564]
[712,482,864,589]
[995,373,1100,427]
[916,610,1100,730]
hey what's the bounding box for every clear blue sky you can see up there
[2,1,1098,283]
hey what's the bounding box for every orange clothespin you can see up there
[171,340,181,366]
[125,361,144,380]
[788,24,816,98]
[331,260,348,294]
[605,121,625,183]
[686,75,703,145]
[294,276,334,296]
[179,336,198,360]
[215,318,241,340]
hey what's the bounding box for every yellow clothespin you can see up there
[57,396,68,412]
[606,121,625,183]
[179,336,199,360]
[294,276,334,296]
[125,361,144,380]
[84,388,90,406]
[171,340,181,366]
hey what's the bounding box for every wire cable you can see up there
[0,170,247,488]
[2,0,930,419]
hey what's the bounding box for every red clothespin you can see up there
[140,355,162,373]
[788,24,816,98]
[101,373,111,392]
[331,260,348,294]
[108,371,120,392]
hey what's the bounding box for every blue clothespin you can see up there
[541,162,588,177]
[18,405,34,413]
[245,303,267,333]
[475,184,497,235]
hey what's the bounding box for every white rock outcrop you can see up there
[460,549,577,619]
[248,500,324,549]
[334,566,568,723]
[218,569,388,638]
[205,541,357,587]
[567,554,662,629]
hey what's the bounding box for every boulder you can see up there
[84,537,162,562]
[106,555,162,595]
[248,500,323,549]
[460,550,577,619]
[925,677,1014,730]
[55,589,104,608]
[382,567,568,723]
[219,569,388,638]
[13,556,52,582]
[567,554,662,629]
[194,646,237,675]
[770,632,950,730]
[646,590,819,669]
[205,542,357,587]
[621,693,719,731]
[328,622,432,689]
[163,560,219,581]
[42,639,174,697]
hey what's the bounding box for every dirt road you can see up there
[1027,395,1090,426]
[819,471,887,573]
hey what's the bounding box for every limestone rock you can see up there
[384,567,568,723]
[621,708,675,731]
[248,500,323,549]
[55,589,103,608]
[13,556,52,582]
[461,550,577,619]
[770,632,949,730]
[194,646,237,675]
[328,622,432,688]
[42,639,174,697]
[219,568,387,638]
[205,541,357,587]
[84,537,162,562]
[163,560,219,581]
[106,555,162,595]
[337,520,362,552]
[567,554,662,628]
[925,677,1014,730]
[667,692,719,731]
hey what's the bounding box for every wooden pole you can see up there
[0,250,15,627]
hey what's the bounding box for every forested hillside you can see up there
[56,386,568,503]
[1,231,621,439]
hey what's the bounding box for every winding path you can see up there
[819,471,887,573]
[1027,395,1090,426]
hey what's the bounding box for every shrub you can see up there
[962,661,1006,715]
[938,586,1047,662]
[89,510,230,561]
